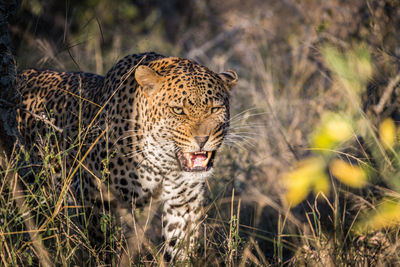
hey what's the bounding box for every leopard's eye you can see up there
[211,107,222,114]
[172,107,185,115]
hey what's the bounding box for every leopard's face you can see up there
[168,95,228,173]
[135,58,237,173]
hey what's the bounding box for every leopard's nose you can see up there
[194,136,209,150]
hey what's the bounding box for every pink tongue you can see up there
[191,154,207,167]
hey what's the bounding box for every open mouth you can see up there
[176,150,216,172]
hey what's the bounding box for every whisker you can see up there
[228,131,263,137]
[125,151,145,159]
[125,142,142,147]
[225,133,258,141]
[223,141,249,152]
[228,107,260,122]
[224,135,257,147]
[229,111,271,124]
[225,140,256,149]
[228,124,266,129]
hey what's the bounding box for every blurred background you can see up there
[9,0,400,265]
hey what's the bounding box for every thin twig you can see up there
[187,27,242,59]
[373,73,400,114]
[0,99,63,133]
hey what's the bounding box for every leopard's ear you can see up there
[218,70,238,90]
[135,65,164,96]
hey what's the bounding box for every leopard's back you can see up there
[16,69,104,150]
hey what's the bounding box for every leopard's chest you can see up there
[104,154,179,206]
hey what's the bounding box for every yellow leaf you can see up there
[285,184,311,208]
[379,118,396,149]
[285,157,328,206]
[311,113,353,151]
[324,114,353,142]
[355,199,400,233]
[330,159,367,188]
[313,175,330,196]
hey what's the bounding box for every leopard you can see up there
[16,52,237,263]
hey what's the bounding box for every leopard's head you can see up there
[135,57,237,173]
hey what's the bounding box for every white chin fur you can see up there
[181,168,214,182]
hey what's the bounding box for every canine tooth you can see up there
[189,158,194,168]
[200,152,211,167]
[201,158,209,167]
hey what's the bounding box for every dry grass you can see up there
[3,0,400,266]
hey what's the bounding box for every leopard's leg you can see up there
[117,205,148,265]
[161,179,206,262]
[89,186,152,265]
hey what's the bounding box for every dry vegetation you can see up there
[2,0,400,266]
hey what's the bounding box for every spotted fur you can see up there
[16,52,237,261]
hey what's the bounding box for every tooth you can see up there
[202,159,208,167]
[201,152,211,167]
[189,158,194,168]
[185,152,194,169]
